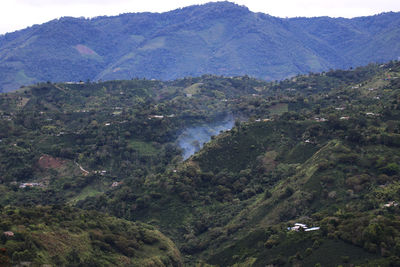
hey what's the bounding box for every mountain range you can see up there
[1,1,400,92]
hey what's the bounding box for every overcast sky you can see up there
[1,0,400,34]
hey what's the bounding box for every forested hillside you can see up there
[1,61,400,266]
[1,1,400,91]
[0,206,182,266]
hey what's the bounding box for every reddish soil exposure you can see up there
[38,155,65,169]
[75,44,96,55]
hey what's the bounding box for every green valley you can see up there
[1,61,400,266]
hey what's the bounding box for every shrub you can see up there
[380,163,400,175]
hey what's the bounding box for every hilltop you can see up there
[1,1,400,91]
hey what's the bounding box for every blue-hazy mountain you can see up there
[1,1,400,92]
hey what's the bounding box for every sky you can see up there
[1,0,400,34]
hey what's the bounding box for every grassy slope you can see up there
[190,64,400,266]
[0,206,182,266]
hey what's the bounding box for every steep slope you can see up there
[0,206,183,266]
[76,61,400,266]
[0,75,269,206]
[2,61,400,266]
[1,2,400,91]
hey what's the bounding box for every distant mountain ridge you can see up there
[1,1,400,92]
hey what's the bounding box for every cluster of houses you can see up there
[65,81,85,85]
[383,201,398,208]
[314,117,327,122]
[148,115,164,119]
[111,181,123,188]
[311,110,378,122]
[335,107,351,120]
[76,109,90,113]
[148,114,175,120]
[19,182,43,189]
[94,170,107,175]
[3,231,14,237]
[112,107,123,116]
[288,223,320,232]
[1,115,12,121]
